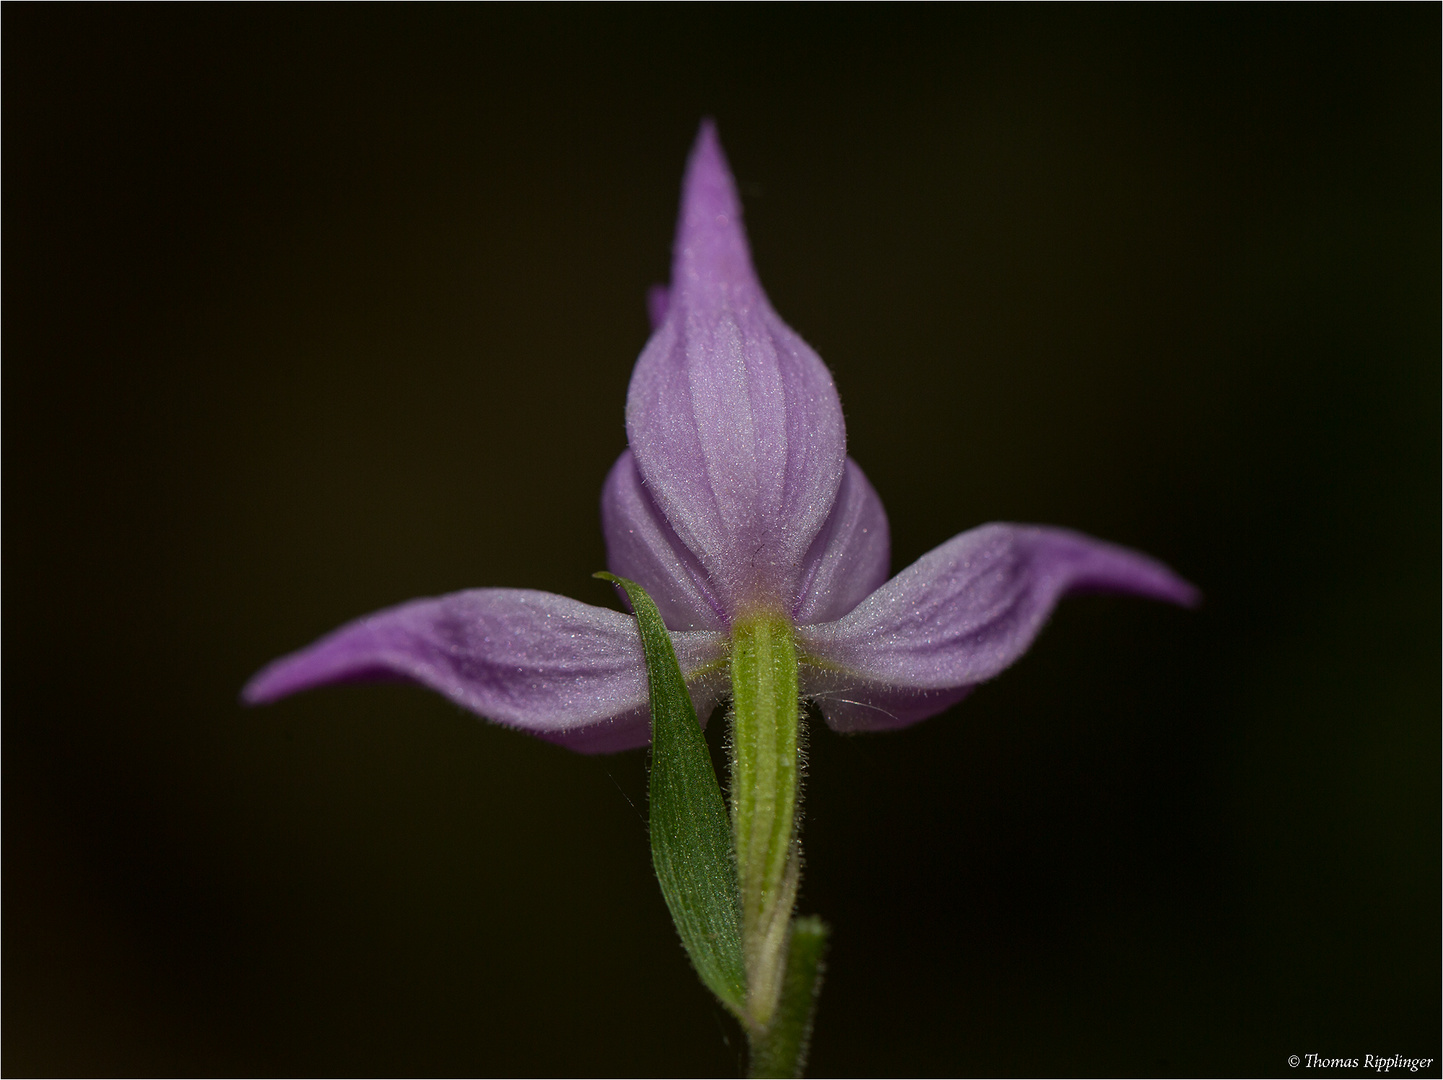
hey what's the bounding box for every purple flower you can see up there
[244,122,1197,752]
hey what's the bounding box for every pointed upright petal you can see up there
[796,524,1198,732]
[626,122,847,617]
[243,589,728,753]
[792,458,890,626]
[669,121,762,318]
[601,450,728,632]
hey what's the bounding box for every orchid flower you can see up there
[245,121,1196,1071]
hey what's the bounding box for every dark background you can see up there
[6,7,1438,1077]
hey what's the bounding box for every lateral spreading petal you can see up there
[243,588,727,753]
[796,524,1197,732]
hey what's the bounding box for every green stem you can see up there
[729,614,801,1027]
[747,916,830,1079]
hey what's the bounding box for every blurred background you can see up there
[5,7,1438,1076]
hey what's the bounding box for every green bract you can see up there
[595,573,746,1015]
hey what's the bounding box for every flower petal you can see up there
[625,121,847,617]
[601,449,728,632]
[243,588,728,753]
[792,458,890,626]
[804,680,975,735]
[646,284,670,331]
[796,524,1198,732]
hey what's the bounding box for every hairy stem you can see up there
[729,614,802,1027]
[746,916,829,1079]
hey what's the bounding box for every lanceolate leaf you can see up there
[595,573,747,1015]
